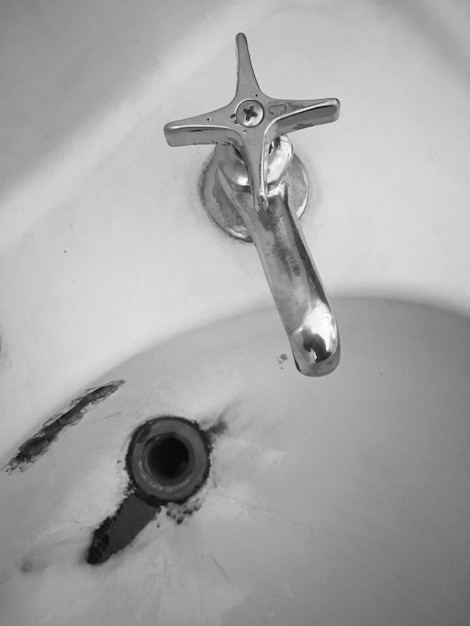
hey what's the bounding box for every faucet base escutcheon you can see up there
[201,136,309,242]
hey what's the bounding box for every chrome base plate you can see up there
[200,153,309,242]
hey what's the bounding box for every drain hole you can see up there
[127,416,211,505]
[147,436,189,483]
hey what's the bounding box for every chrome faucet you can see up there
[164,33,340,376]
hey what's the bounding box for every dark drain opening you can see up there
[146,436,189,483]
[87,414,227,565]
[127,416,211,505]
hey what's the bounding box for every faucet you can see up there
[164,33,340,376]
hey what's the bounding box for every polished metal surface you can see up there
[164,33,340,376]
[201,136,309,241]
[127,417,210,505]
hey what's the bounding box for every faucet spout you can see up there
[163,32,341,376]
[239,184,340,376]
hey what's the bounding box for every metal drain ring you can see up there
[127,417,210,505]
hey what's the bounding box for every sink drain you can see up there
[126,416,210,505]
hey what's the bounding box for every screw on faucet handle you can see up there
[164,33,340,211]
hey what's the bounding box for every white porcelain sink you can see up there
[0,297,469,625]
[1,0,470,624]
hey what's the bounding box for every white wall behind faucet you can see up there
[1,0,470,458]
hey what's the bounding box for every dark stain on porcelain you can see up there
[204,414,228,445]
[201,406,233,444]
[86,489,207,565]
[86,493,158,566]
[165,498,202,525]
[4,380,125,473]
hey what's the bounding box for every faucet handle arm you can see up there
[269,97,340,137]
[163,106,238,148]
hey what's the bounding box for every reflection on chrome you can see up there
[164,33,340,376]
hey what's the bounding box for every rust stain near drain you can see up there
[4,379,125,473]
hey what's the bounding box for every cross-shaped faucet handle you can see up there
[164,33,340,210]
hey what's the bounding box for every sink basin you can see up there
[1,296,469,625]
[1,0,470,624]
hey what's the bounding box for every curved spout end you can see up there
[290,318,341,377]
